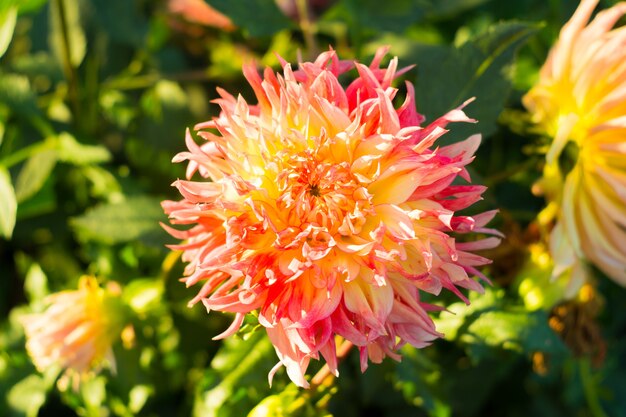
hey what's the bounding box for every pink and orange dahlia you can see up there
[163,47,500,388]
[21,276,125,390]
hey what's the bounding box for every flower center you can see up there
[308,184,322,197]
[274,150,373,235]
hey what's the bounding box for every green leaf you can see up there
[0,73,39,118]
[49,0,86,67]
[123,278,164,315]
[71,196,166,245]
[56,132,111,165]
[330,0,492,34]
[392,346,446,415]
[81,376,107,415]
[436,288,567,362]
[79,165,122,201]
[0,104,6,147]
[193,331,279,417]
[413,21,537,143]
[15,149,57,203]
[7,375,48,417]
[247,385,320,417]
[338,0,426,33]
[24,262,49,304]
[207,39,256,80]
[435,288,501,341]
[17,0,48,14]
[464,308,568,362]
[99,89,137,129]
[248,395,287,417]
[0,5,17,58]
[47,96,72,123]
[0,167,17,239]
[151,80,187,113]
[427,0,493,18]
[91,0,148,47]
[10,52,64,84]
[129,384,154,414]
[16,174,56,219]
[207,0,293,37]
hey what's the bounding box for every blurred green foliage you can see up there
[1,0,625,416]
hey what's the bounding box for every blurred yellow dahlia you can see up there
[523,0,626,287]
[163,47,500,388]
[21,276,125,390]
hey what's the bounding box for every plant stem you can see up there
[483,156,540,187]
[53,0,81,126]
[30,115,56,138]
[295,0,318,60]
[0,137,56,168]
[102,74,160,91]
[579,358,608,417]
[102,71,211,91]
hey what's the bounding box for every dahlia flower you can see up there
[163,47,500,388]
[21,276,125,390]
[523,0,626,287]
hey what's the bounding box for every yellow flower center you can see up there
[274,150,373,236]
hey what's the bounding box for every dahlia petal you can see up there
[266,320,311,388]
[560,167,583,257]
[436,98,477,125]
[375,89,401,134]
[334,252,362,281]
[586,173,626,226]
[456,251,493,268]
[343,279,393,335]
[369,169,425,205]
[331,307,368,346]
[546,114,578,164]
[242,62,271,110]
[359,346,370,372]
[456,237,502,251]
[592,116,626,134]
[212,313,246,340]
[366,343,386,366]
[369,45,391,70]
[595,164,626,202]
[313,96,352,132]
[471,209,500,228]
[319,337,339,377]
[578,188,626,282]
[550,222,577,280]
[375,204,416,240]
[291,276,343,328]
[409,175,459,203]
[389,303,440,344]
[335,235,377,255]
[549,0,598,79]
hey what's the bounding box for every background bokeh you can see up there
[1,0,625,416]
